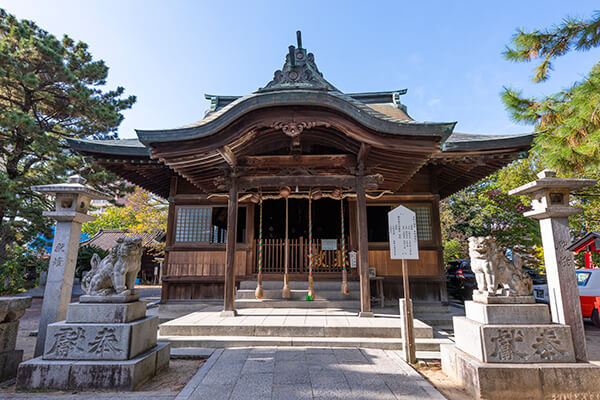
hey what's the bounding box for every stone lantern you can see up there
[31,175,111,357]
[509,169,597,361]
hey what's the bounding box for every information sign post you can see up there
[388,205,419,364]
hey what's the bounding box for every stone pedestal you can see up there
[442,297,600,399]
[17,300,169,391]
[0,297,32,383]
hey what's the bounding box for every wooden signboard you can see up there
[388,205,419,363]
[388,205,419,260]
[321,239,337,251]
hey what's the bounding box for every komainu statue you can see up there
[82,237,143,296]
[468,236,532,297]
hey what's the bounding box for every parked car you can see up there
[532,268,600,327]
[446,260,477,301]
[524,268,547,285]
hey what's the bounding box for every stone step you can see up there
[239,280,360,291]
[235,299,361,309]
[412,302,451,314]
[414,312,454,327]
[159,318,433,339]
[236,289,361,300]
[159,335,452,351]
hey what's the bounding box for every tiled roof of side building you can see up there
[66,138,151,156]
[442,132,534,152]
[80,229,165,251]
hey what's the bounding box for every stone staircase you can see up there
[413,302,455,330]
[157,280,455,357]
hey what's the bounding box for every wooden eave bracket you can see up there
[217,145,237,168]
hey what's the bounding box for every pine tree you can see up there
[502,11,600,174]
[0,9,135,268]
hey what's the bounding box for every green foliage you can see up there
[75,245,108,280]
[574,250,600,269]
[443,239,465,265]
[0,244,47,294]
[503,11,600,174]
[82,188,167,254]
[82,206,136,237]
[124,189,168,241]
[441,172,542,268]
[0,9,136,270]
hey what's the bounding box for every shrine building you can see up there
[68,33,533,316]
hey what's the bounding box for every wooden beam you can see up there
[221,177,238,317]
[357,143,371,172]
[217,145,236,167]
[356,177,373,317]
[241,154,355,168]
[239,174,383,190]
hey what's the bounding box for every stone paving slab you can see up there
[176,346,446,400]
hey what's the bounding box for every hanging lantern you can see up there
[280,186,291,198]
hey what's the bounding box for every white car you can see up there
[532,269,600,327]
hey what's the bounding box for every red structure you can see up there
[568,231,600,269]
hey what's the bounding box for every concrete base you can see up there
[472,293,535,304]
[66,301,146,323]
[453,316,575,363]
[0,349,23,383]
[79,292,139,303]
[0,321,19,352]
[441,343,600,400]
[44,316,158,360]
[220,310,237,317]
[17,342,170,391]
[464,301,550,325]
[358,311,374,318]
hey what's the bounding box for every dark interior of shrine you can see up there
[254,198,349,240]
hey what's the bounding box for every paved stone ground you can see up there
[177,347,445,400]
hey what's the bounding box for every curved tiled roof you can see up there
[136,89,456,144]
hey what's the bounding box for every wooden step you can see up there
[235,299,361,309]
[239,280,360,290]
[236,289,361,300]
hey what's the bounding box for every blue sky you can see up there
[1,1,599,138]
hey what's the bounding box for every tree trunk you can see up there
[0,211,9,268]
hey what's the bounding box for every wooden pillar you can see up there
[401,259,416,363]
[222,177,238,317]
[161,176,178,303]
[356,177,373,317]
[431,197,448,303]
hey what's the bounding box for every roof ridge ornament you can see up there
[258,31,339,93]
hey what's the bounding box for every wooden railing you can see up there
[255,237,346,274]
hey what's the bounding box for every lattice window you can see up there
[175,207,211,242]
[407,205,432,242]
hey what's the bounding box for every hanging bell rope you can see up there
[307,193,315,301]
[340,197,349,295]
[254,193,264,299]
